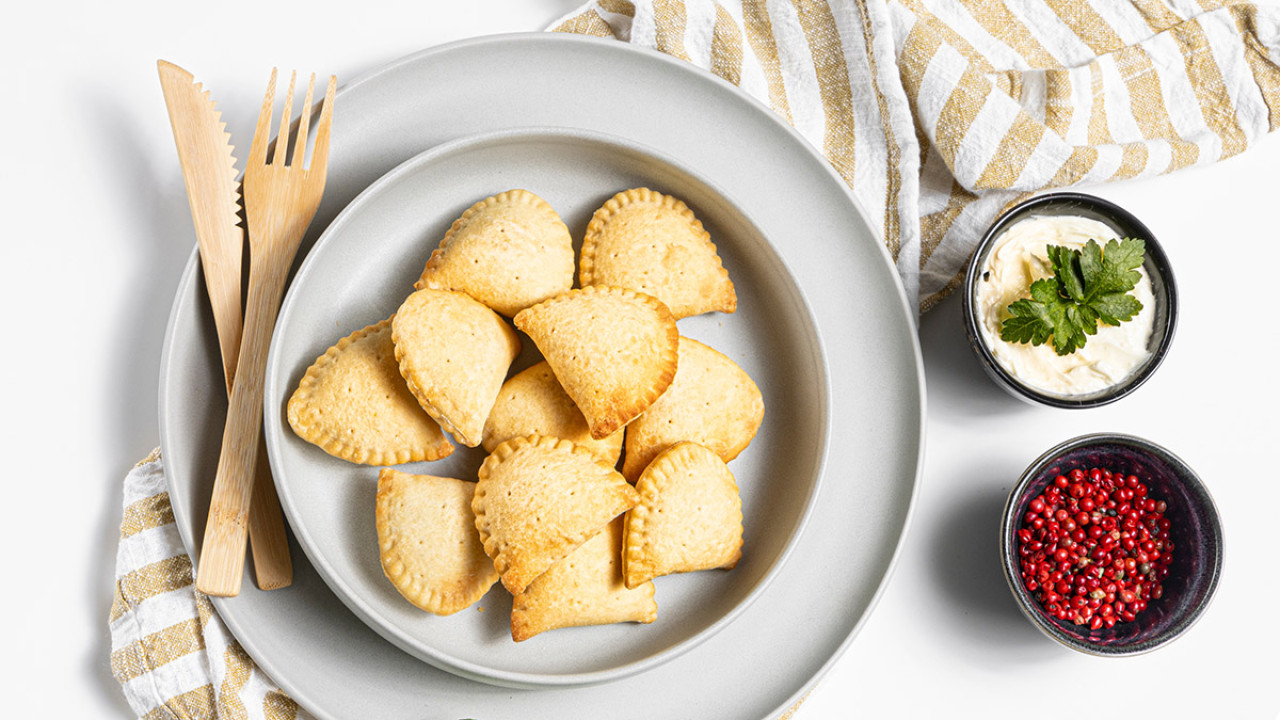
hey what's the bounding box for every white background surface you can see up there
[5,1,1277,717]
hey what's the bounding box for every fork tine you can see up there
[293,73,317,169]
[272,71,297,166]
[308,75,337,180]
[198,66,337,598]
[248,68,278,168]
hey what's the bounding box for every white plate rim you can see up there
[263,124,832,688]
[158,31,927,720]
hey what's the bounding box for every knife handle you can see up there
[248,435,293,591]
[196,249,291,596]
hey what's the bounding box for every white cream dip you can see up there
[975,214,1155,397]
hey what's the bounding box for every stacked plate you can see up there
[159,33,924,719]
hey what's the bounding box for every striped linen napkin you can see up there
[112,2,1279,717]
[111,451,308,720]
[555,0,1280,311]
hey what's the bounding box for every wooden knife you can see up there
[158,60,293,591]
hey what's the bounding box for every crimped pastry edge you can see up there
[285,316,455,465]
[508,519,658,642]
[375,469,496,616]
[621,335,764,481]
[513,285,680,439]
[415,188,563,290]
[391,289,520,447]
[480,360,626,466]
[472,434,638,595]
[579,187,737,317]
[622,441,744,589]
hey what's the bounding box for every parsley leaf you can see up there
[999,237,1146,356]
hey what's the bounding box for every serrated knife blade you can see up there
[158,59,244,391]
[159,60,293,591]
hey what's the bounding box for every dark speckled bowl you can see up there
[963,192,1178,408]
[1000,433,1223,656]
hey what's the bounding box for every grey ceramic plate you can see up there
[264,127,827,688]
[160,33,924,719]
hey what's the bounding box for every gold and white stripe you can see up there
[110,452,308,720]
[553,0,1280,311]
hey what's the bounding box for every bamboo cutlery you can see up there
[158,61,336,596]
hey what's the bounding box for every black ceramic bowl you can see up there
[963,192,1178,408]
[1000,433,1223,656]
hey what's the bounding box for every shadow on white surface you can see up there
[918,294,1032,421]
[93,86,197,717]
[926,471,1054,661]
[918,296,1058,664]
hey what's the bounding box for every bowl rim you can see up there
[999,432,1224,656]
[962,191,1179,408]
[261,125,835,687]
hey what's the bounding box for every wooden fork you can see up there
[197,69,336,597]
